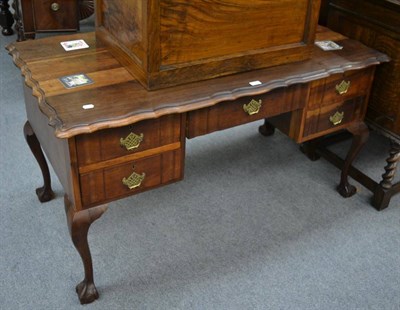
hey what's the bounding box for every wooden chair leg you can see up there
[337,122,369,198]
[65,196,108,304]
[372,139,400,210]
[23,121,55,202]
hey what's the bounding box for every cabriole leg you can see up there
[65,197,108,304]
[337,122,369,197]
[23,121,55,202]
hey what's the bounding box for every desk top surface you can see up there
[7,27,389,138]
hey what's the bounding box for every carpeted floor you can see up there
[0,12,399,310]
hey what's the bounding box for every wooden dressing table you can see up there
[7,27,389,304]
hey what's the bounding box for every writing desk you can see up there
[7,27,389,304]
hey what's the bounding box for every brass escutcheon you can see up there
[335,80,351,95]
[122,171,145,190]
[329,111,344,126]
[51,2,60,11]
[120,132,144,151]
[243,99,262,115]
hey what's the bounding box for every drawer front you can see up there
[187,84,308,138]
[303,96,365,139]
[80,149,183,208]
[308,68,374,109]
[76,114,182,166]
[33,0,78,31]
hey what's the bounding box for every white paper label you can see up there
[60,40,89,51]
[82,104,94,110]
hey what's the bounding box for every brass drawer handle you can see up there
[329,111,344,126]
[51,2,60,11]
[335,80,351,95]
[122,170,145,190]
[243,99,262,115]
[120,132,144,151]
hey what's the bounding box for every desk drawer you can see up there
[303,96,365,139]
[308,68,374,109]
[186,84,308,138]
[76,114,182,166]
[80,149,183,208]
[32,0,79,31]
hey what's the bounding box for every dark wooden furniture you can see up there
[0,0,14,35]
[12,0,94,41]
[96,0,322,89]
[318,0,400,210]
[7,28,388,304]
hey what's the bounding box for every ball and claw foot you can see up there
[76,279,99,304]
[337,182,357,198]
[36,186,55,202]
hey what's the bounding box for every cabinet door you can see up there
[33,0,78,31]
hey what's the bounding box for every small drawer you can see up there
[187,84,308,138]
[80,149,183,208]
[76,114,182,166]
[308,68,374,109]
[303,96,365,139]
[33,0,79,31]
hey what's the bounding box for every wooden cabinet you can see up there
[322,0,400,137]
[96,0,322,89]
[14,0,94,40]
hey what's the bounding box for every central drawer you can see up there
[186,84,308,138]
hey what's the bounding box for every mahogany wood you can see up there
[65,196,108,304]
[336,122,370,197]
[96,0,322,89]
[6,27,389,303]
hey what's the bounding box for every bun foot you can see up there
[76,280,99,304]
[259,120,275,136]
[36,186,55,202]
[337,182,357,198]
